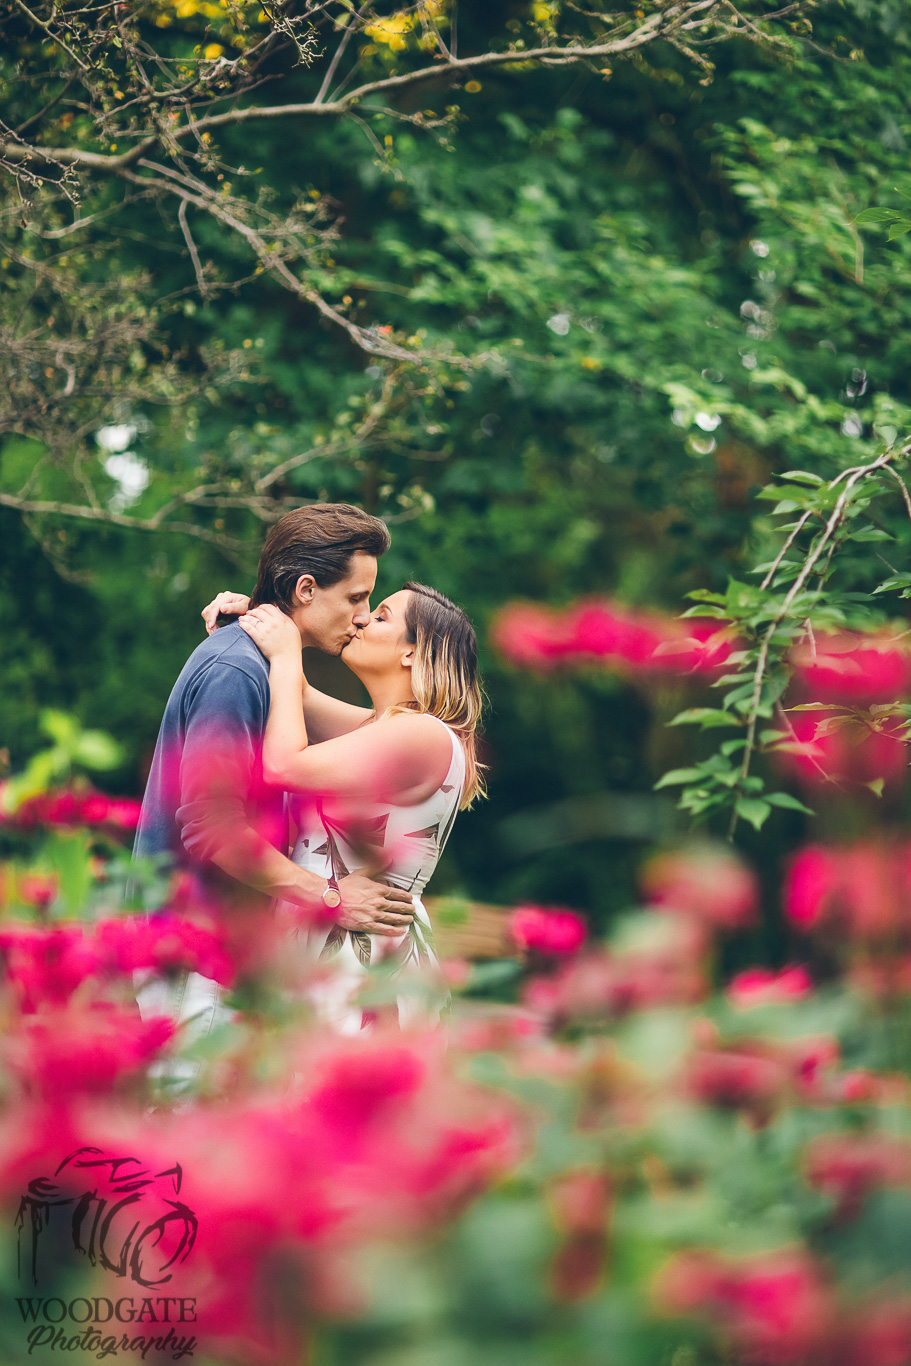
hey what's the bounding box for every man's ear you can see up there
[293,574,316,606]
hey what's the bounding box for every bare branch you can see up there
[178,198,208,298]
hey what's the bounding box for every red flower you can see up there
[728,966,813,1008]
[2,787,142,832]
[509,906,588,957]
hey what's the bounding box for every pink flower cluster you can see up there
[524,918,709,1025]
[659,1246,911,1366]
[0,785,142,831]
[5,1005,175,1097]
[491,600,733,675]
[686,1032,841,1126]
[0,1033,519,1363]
[0,913,235,1012]
[773,710,908,791]
[790,632,911,706]
[773,631,911,792]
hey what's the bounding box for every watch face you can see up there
[322,888,342,909]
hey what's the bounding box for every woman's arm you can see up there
[202,589,372,740]
[237,606,311,782]
[239,606,452,805]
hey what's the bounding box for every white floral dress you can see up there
[289,716,466,1032]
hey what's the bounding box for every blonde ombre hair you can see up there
[385,582,486,808]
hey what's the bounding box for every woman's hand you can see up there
[238,604,302,661]
[201,591,251,636]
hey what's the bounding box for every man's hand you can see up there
[335,873,415,937]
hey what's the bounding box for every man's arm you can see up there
[175,664,413,934]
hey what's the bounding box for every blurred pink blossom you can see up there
[509,906,588,957]
[728,966,813,1008]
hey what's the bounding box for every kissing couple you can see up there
[134,503,484,1036]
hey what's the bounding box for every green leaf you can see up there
[853,207,902,224]
[73,731,124,771]
[654,768,708,789]
[685,589,726,605]
[873,575,911,594]
[680,604,729,619]
[735,797,772,830]
[865,778,886,798]
[779,470,823,485]
[887,221,911,240]
[851,527,894,542]
[40,709,78,746]
[765,792,815,815]
[667,708,741,729]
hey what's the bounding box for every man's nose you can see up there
[352,601,371,627]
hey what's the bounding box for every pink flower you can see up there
[509,906,588,957]
[773,709,907,792]
[489,604,577,670]
[784,845,836,929]
[640,844,758,930]
[18,872,59,910]
[657,1248,831,1365]
[547,1169,610,1302]
[687,1046,790,1124]
[835,1298,911,1366]
[804,1133,911,1217]
[791,632,911,705]
[728,966,813,1008]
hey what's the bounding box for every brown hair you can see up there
[386,582,486,809]
[250,504,390,611]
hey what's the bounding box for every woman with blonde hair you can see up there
[204,581,484,1031]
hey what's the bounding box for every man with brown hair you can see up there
[134,504,415,981]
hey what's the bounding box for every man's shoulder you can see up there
[174,625,269,701]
